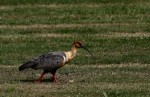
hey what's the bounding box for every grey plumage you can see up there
[19,51,66,71]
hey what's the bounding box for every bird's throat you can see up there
[65,46,78,62]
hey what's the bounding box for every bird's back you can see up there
[19,51,66,71]
[35,51,66,70]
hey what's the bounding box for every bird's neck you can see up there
[65,46,78,62]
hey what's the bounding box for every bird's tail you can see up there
[19,61,37,71]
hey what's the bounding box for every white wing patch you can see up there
[63,55,68,63]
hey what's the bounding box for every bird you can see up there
[19,41,93,83]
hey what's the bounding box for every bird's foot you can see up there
[54,80,57,84]
[53,78,57,84]
[34,80,41,84]
[52,74,57,84]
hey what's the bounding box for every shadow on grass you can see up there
[20,78,54,83]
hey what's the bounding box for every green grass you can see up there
[0,0,150,96]
[1,4,150,24]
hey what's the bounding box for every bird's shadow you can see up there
[20,78,54,83]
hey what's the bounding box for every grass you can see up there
[1,0,150,5]
[1,4,150,24]
[0,0,150,96]
[0,64,150,97]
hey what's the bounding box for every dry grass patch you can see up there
[74,63,150,69]
[35,33,72,38]
[0,2,150,9]
[93,32,150,38]
[0,33,72,39]
[0,24,98,29]
[109,32,150,38]
[0,23,144,29]
[1,63,149,69]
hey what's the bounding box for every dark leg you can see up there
[50,70,57,83]
[52,73,57,83]
[34,72,45,83]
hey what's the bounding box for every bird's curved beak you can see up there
[81,46,93,58]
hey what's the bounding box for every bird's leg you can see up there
[50,70,57,83]
[52,73,57,83]
[34,72,45,83]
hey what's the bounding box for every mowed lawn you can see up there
[0,0,150,97]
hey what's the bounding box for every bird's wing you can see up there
[33,52,66,70]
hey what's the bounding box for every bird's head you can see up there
[73,41,83,48]
[73,41,93,57]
